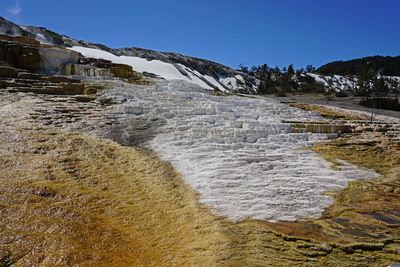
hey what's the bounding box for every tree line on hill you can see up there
[356,67,400,111]
[237,57,400,111]
[238,63,324,96]
[316,56,400,77]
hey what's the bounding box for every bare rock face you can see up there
[0,17,34,37]
[0,36,94,96]
[110,63,134,78]
[0,33,143,96]
[0,33,80,76]
[0,65,17,78]
[0,36,43,72]
[61,63,113,77]
[39,46,80,75]
[0,31,147,89]
[79,57,144,80]
[0,34,40,46]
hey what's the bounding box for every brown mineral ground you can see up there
[1,88,400,266]
[284,102,362,120]
[0,93,224,266]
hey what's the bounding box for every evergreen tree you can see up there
[305,65,316,72]
[238,63,248,73]
[261,64,268,73]
[372,78,388,96]
[357,66,377,99]
[287,64,295,75]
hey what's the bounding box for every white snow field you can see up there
[104,80,379,223]
[70,46,246,91]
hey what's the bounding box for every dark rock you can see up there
[0,39,43,72]
[17,71,44,80]
[0,66,17,78]
[0,16,34,38]
[142,71,162,79]
[47,76,80,83]
[60,83,85,95]
[0,34,40,46]
[73,96,96,102]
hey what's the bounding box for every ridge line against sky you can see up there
[1,0,399,70]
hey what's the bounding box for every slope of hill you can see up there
[317,55,400,76]
[3,16,400,96]
[0,17,256,93]
[0,17,34,37]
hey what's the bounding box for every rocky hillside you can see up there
[0,16,34,37]
[303,72,400,94]
[253,68,400,100]
[0,17,257,93]
[2,16,399,97]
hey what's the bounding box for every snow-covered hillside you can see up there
[305,73,400,92]
[3,17,399,95]
[305,73,358,92]
[0,17,257,93]
[70,46,254,92]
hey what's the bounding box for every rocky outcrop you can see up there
[0,61,98,95]
[61,63,113,77]
[78,57,143,80]
[0,35,44,72]
[0,34,40,46]
[0,34,80,75]
[0,32,148,91]
[0,65,17,78]
[0,17,34,37]
[39,45,80,74]
[110,63,141,79]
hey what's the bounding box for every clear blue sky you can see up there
[1,0,399,70]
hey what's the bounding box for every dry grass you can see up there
[285,102,362,120]
[311,140,399,177]
[310,139,400,216]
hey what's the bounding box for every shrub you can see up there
[335,91,349,97]
[275,91,287,97]
[360,97,400,111]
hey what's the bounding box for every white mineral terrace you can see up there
[105,80,379,222]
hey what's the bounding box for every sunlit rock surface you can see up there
[105,80,379,222]
[39,46,80,74]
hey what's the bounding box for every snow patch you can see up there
[204,75,228,92]
[220,75,245,90]
[69,46,236,92]
[306,73,359,92]
[70,46,189,81]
